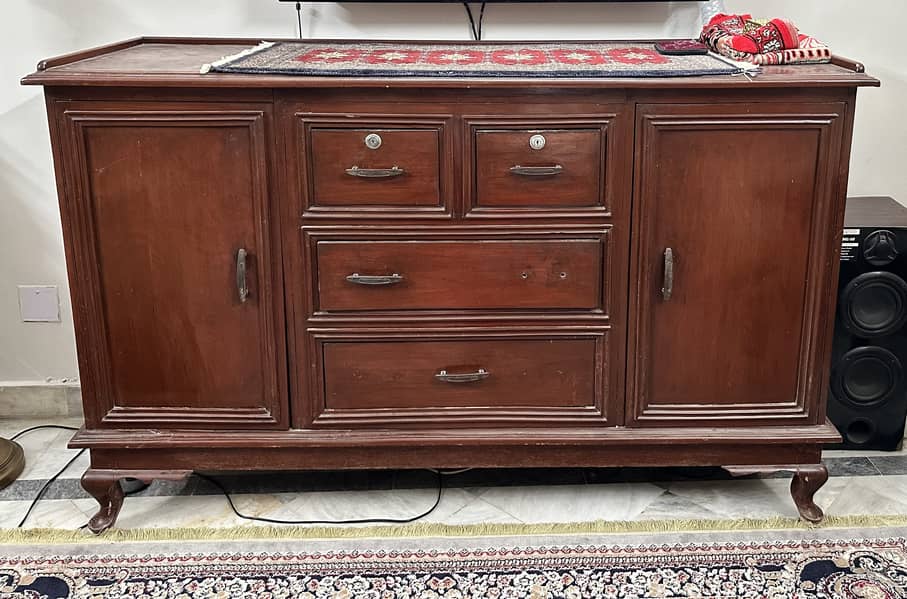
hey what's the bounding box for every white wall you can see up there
[0,1,903,383]
[725,0,907,207]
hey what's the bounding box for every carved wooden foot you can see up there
[80,468,192,534]
[791,465,829,524]
[81,470,125,534]
[723,463,830,524]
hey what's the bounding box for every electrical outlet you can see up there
[18,285,61,322]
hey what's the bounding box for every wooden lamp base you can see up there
[0,438,25,490]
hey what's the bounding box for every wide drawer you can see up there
[308,127,441,207]
[315,336,607,427]
[315,238,605,312]
[474,128,604,209]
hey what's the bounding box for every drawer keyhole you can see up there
[364,133,382,149]
[521,272,529,279]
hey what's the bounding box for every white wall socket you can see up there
[18,285,61,322]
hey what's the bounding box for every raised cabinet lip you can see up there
[21,37,880,89]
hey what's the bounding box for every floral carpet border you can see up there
[3,535,907,598]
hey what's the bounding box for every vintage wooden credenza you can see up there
[22,38,878,532]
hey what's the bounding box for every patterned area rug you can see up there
[2,527,907,598]
[204,40,744,78]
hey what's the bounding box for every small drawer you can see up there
[319,337,600,419]
[315,238,605,312]
[308,127,441,207]
[474,128,604,209]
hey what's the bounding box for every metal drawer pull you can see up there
[509,164,564,177]
[345,165,405,178]
[236,248,249,303]
[435,368,490,384]
[346,273,404,286]
[662,247,674,301]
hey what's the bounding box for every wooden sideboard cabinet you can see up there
[22,38,878,533]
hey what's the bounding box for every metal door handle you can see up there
[662,247,674,301]
[346,273,404,286]
[435,369,490,384]
[345,166,405,178]
[509,165,564,177]
[236,248,249,303]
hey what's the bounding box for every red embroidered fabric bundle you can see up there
[700,13,832,66]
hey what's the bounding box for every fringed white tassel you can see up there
[200,41,276,74]
[710,52,762,78]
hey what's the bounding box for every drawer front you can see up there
[308,127,441,207]
[312,334,610,427]
[315,237,606,313]
[473,127,604,210]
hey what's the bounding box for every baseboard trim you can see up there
[0,382,83,419]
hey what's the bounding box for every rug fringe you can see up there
[3,515,907,545]
[201,41,275,74]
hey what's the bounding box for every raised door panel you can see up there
[57,106,286,428]
[628,103,845,426]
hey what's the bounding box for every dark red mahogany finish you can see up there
[23,38,878,532]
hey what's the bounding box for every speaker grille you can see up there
[840,272,907,337]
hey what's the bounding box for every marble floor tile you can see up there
[275,486,475,527]
[0,418,82,441]
[635,491,724,521]
[78,495,246,530]
[18,447,86,481]
[824,446,907,458]
[477,483,667,524]
[5,499,91,530]
[437,497,522,526]
[824,475,907,516]
[868,455,907,475]
[662,475,852,520]
[825,456,881,476]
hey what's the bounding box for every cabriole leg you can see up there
[723,463,830,524]
[80,469,125,534]
[791,464,829,524]
[80,468,192,534]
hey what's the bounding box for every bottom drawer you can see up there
[312,335,611,427]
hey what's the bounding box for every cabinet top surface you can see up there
[22,37,879,89]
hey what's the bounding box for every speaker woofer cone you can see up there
[832,346,902,408]
[840,272,907,338]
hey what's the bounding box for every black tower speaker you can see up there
[829,196,907,450]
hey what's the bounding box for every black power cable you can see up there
[295,2,303,39]
[10,424,78,441]
[10,424,457,528]
[477,2,487,41]
[195,470,444,526]
[463,3,488,41]
[9,424,81,528]
[17,449,85,528]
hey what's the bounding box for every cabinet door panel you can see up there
[628,103,845,426]
[59,107,286,428]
